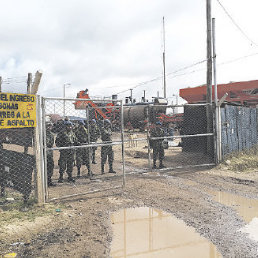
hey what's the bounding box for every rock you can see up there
[6,198,15,202]
[225,160,231,165]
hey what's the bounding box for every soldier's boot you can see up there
[101,163,105,174]
[159,161,166,169]
[87,164,93,177]
[108,163,116,174]
[48,177,56,187]
[152,161,157,169]
[58,173,64,183]
[92,152,97,164]
[77,167,81,178]
[67,174,75,183]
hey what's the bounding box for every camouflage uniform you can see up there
[55,122,78,182]
[89,120,100,164]
[100,120,116,174]
[46,127,55,186]
[150,122,166,169]
[75,123,92,177]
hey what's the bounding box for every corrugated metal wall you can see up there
[220,105,257,158]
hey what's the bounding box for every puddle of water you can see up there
[110,207,221,258]
[208,190,258,223]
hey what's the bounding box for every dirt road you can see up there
[1,164,258,257]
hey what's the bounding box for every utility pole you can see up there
[212,18,220,163]
[206,0,212,104]
[130,89,133,103]
[0,76,2,93]
[206,0,213,155]
[143,90,146,102]
[162,16,167,99]
[27,73,32,94]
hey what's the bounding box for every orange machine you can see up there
[74,89,119,121]
[180,80,258,106]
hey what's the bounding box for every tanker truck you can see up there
[74,89,168,130]
[123,98,167,130]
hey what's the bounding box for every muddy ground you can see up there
[1,138,258,257]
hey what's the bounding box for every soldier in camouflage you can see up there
[75,120,92,177]
[89,119,100,164]
[100,119,116,174]
[46,122,56,186]
[150,121,166,169]
[55,121,78,183]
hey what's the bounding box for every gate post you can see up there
[120,101,126,187]
[147,105,152,170]
[35,95,46,204]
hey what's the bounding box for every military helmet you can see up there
[46,122,53,128]
[78,120,85,125]
[64,121,73,126]
[104,119,111,125]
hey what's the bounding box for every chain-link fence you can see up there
[123,104,150,174]
[121,102,215,174]
[145,103,215,172]
[0,128,36,205]
[41,97,216,201]
[42,97,125,201]
[0,91,40,208]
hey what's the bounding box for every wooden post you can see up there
[27,73,32,94]
[31,70,43,94]
[34,96,45,204]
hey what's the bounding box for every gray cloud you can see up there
[0,0,257,102]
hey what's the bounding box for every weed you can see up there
[220,145,258,172]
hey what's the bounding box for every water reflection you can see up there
[208,190,258,223]
[111,207,221,258]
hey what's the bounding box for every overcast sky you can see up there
[1,0,258,104]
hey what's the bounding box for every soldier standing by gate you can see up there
[150,121,166,169]
[100,119,116,174]
[89,119,100,164]
[56,121,78,183]
[46,122,56,186]
[75,120,92,177]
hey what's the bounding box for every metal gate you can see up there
[41,97,216,201]
[123,102,216,174]
[41,97,125,202]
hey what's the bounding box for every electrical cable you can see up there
[115,59,207,95]
[216,0,258,47]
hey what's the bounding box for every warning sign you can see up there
[0,93,36,129]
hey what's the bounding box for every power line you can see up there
[218,51,258,66]
[216,0,258,47]
[168,52,258,81]
[115,59,207,95]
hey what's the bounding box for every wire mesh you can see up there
[42,98,124,201]
[146,103,215,171]
[0,128,36,205]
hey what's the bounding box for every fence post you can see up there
[147,105,152,170]
[120,101,126,187]
[35,95,45,204]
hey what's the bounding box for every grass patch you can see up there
[220,145,258,172]
[0,199,66,226]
